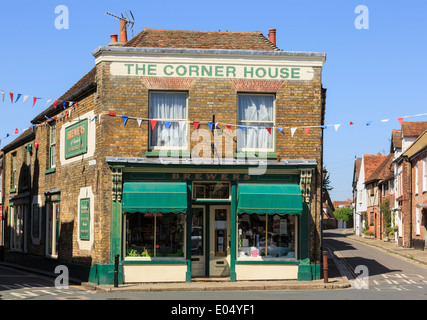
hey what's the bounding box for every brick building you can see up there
[1,25,327,284]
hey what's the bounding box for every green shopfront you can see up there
[89,157,319,284]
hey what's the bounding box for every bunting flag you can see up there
[291,127,297,137]
[239,125,246,132]
[9,92,13,103]
[208,122,213,132]
[366,121,372,126]
[193,121,200,130]
[304,126,311,135]
[15,94,22,103]
[266,127,272,135]
[165,121,171,129]
[33,97,39,107]
[108,112,116,116]
[334,124,341,132]
[14,128,19,134]
[226,124,232,132]
[0,91,4,102]
[349,122,355,126]
[54,100,59,109]
[150,119,157,130]
[23,95,29,104]
[277,127,284,134]
[136,118,142,127]
[122,116,128,125]
[398,117,404,126]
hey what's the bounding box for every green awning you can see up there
[122,182,188,214]
[237,183,303,215]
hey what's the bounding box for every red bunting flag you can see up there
[54,100,59,109]
[304,126,311,135]
[32,97,37,107]
[349,122,355,125]
[9,92,13,103]
[226,124,232,132]
[398,117,404,126]
[150,119,157,130]
[193,121,200,130]
[14,128,19,134]
[108,112,116,116]
[266,127,272,135]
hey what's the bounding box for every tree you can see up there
[333,206,353,222]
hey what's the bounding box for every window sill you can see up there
[45,168,56,175]
[234,152,277,159]
[9,188,16,194]
[236,258,298,265]
[145,150,191,158]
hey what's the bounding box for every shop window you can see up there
[149,92,188,150]
[46,201,60,257]
[10,204,28,251]
[192,182,230,200]
[125,212,185,258]
[237,94,275,152]
[31,203,40,239]
[238,213,296,259]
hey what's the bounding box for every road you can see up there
[0,229,426,301]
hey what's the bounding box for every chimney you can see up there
[109,34,122,46]
[120,19,128,43]
[268,28,276,46]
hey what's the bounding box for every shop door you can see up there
[191,206,206,277]
[209,205,231,277]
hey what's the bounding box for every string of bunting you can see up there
[1,88,427,146]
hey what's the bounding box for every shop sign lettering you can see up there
[110,62,314,81]
[171,173,250,181]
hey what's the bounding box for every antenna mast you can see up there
[106,11,135,37]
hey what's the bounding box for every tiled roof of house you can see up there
[364,153,388,183]
[402,121,427,137]
[391,129,402,151]
[124,28,280,51]
[365,153,394,183]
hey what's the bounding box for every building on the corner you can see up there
[1,25,327,284]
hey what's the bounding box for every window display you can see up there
[125,212,185,258]
[238,213,295,259]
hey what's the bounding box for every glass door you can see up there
[209,205,231,277]
[191,206,205,277]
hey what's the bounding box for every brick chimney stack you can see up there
[268,28,276,46]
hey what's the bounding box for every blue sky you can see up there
[0,1,426,202]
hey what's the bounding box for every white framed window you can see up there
[237,94,275,152]
[149,91,188,150]
[415,207,421,236]
[10,152,17,191]
[415,162,419,195]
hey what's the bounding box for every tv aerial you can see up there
[106,10,135,37]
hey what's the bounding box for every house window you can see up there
[237,213,296,259]
[32,203,40,239]
[10,152,17,191]
[49,123,56,169]
[423,158,427,192]
[125,212,185,258]
[415,162,419,195]
[46,201,60,257]
[149,92,188,150]
[415,207,421,236]
[237,94,275,152]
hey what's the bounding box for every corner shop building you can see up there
[2,27,326,284]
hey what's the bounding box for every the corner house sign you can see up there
[65,119,88,159]
[110,63,314,81]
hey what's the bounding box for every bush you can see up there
[333,207,353,222]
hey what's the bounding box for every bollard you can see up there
[114,254,119,288]
[323,251,328,283]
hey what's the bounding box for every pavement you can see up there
[2,228,426,293]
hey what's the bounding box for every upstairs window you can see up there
[149,92,188,150]
[237,94,275,152]
[10,152,16,191]
[49,123,56,169]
